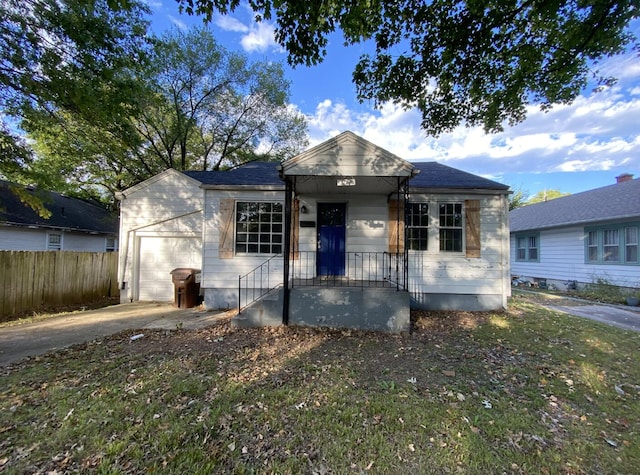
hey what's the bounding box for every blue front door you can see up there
[317,203,346,276]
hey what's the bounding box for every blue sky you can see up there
[148,1,640,199]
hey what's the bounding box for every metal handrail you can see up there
[291,251,407,290]
[238,254,283,314]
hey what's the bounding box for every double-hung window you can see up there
[439,203,463,252]
[47,233,62,251]
[585,224,639,265]
[515,233,539,262]
[235,202,283,255]
[406,203,429,250]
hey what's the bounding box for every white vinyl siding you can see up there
[511,223,640,287]
[117,170,204,303]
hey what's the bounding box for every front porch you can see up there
[233,132,415,332]
[235,251,410,332]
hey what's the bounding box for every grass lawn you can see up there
[1,293,639,474]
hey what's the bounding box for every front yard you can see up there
[1,293,639,474]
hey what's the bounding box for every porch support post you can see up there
[282,178,292,325]
[395,177,400,291]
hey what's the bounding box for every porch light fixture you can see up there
[337,177,356,186]
[300,205,308,214]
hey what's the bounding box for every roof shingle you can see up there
[510,178,640,232]
[0,181,118,234]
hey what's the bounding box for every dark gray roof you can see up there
[410,162,509,190]
[0,181,118,234]
[510,178,640,232]
[184,160,509,191]
[184,162,282,186]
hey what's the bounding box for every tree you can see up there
[1,0,152,212]
[138,27,308,172]
[509,187,529,211]
[23,27,308,208]
[176,0,639,135]
[0,0,151,191]
[527,189,570,204]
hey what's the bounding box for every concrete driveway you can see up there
[515,289,640,333]
[544,303,640,332]
[0,302,229,367]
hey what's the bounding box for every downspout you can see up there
[282,179,292,325]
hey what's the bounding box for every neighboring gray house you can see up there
[117,131,511,332]
[510,174,640,290]
[0,181,118,252]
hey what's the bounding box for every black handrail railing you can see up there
[238,251,407,313]
[238,254,282,314]
[291,251,407,290]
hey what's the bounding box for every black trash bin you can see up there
[170,268,201,308]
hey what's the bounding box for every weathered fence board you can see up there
[0,251,119,320]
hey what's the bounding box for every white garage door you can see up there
[138,236,202,301]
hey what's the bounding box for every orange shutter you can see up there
[388,200,405,254]
[465,199,481,258]
[218,198,235,259]
[289,199,299,260]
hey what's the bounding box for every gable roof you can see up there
[410,162,509,191]
[184,162,283,187]
[117,168,203,198]
[182,160,508,192]
[510,178,640,233]
[280,131,415,178]
[0,181,118,234]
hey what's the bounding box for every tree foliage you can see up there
[22,27,308,208]
[527,189,571,204]
[508,187,529,211]
[177,0,639,135]
[138,27,307,172]
[0,0,151,191]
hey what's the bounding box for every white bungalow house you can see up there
[510,174,640,291]
[0,180,118,252]
[117,132,511,332]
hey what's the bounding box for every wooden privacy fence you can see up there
[0,251,119,320]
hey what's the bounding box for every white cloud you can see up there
[240,22,278,52]
[215,15,249,33]
[214,15,279,53]
[168,15,187,31]
[304,82,640,178]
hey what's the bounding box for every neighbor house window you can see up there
[439,203,462,252]
[585,224,639,265]
[47,233,62,251]
[106,237,117,252]
[626,227,638,263]
[515,233,539,262]
[406,202,429,250]
[235,202,283,254]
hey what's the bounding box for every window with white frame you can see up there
[515,233,539,262]
[585,224,639,265]
[106,237,117,252]
[439,203,463,252]
[47,232,62,251]
[406,202,429,251]
[626,227,638,263]
[235,202,283,254]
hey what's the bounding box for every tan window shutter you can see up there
[465,199,481,258]
[289,199,299,260]
[219,198,235,259]
[388,200,405,254]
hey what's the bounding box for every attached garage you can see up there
[136,236,202,301]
